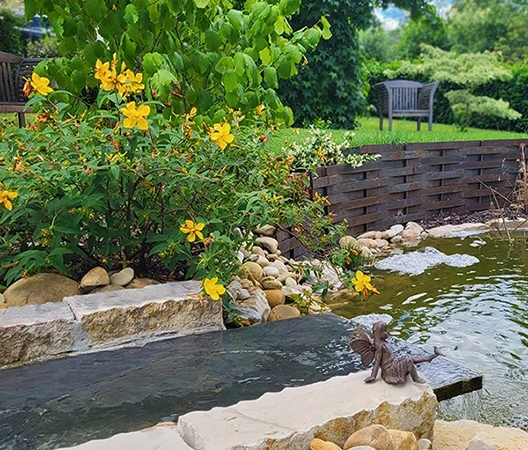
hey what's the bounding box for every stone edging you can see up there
[0,280,224,369]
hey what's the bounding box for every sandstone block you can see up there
[177,370,437,450]
[64,281,224,347]
[0,302,76,367]
[58,423,192,450]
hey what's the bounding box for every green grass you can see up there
[269,117,528,152]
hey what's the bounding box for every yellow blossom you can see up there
[203,277,226,300]
[94,59,110,81]
[351,270,379,298]
[30,73,53,96]
[180,220,205,242]
[120,101,150,130]
[124,70,144,94]
[100,67,119,91]
[256,104,265,116]
[209,122,234,150]
[0,186,18,211]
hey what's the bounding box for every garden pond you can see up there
[331,231,528,430]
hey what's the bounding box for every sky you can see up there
[376,0,453,30]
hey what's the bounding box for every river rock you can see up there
[251,246,266,257]
[261,279,283,290]
[237,251,245,264]
[387,224,404,238]
[0,293,5,305]
[110,267,135,286]
[360,247,374,259]
[239,262,264,282]
[270,260,289,274]
[239,247,251,259]
[388,429,419,450]
[238,289,251,300]
[231,284,270,324]
[340,236,359,249]
[358,238,378,249]
[255,256,270,268]
[255,236,279,254]
[466,438,498,450]
[91,285,125,294]
[344,425,394,450]
[126,278,160,289]
[401,222,424,240]
[417,438,432,450]
[264,289,285,308]
[263,266,280,278]
[226,278,243,301]
[357,231,377,239]
[254,224,276,236]
[310,438,343,450]
[375,231,390,240]
[4,273,80,306]
[80,267,110,292]
[375,238,389,248]
[268,304,301,321]
[284,276,297,287]
[277,272,298,283]
[434,419,528,450]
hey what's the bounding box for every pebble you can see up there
[263,266,280,278]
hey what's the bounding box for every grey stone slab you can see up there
[177,371,437,450]
[0,303,76,367]
[0,313,481,450]
[63,281,224,346]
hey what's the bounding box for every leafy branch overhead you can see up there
[387,45,521,130]
[25,0,332,125]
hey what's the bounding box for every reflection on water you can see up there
[331,233,528,429]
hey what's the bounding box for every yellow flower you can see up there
[203,277,226,300]
[94,59,110,81]
[180,220,205,242]
[30,72,53,96]
[124,70,144,94]
[0,186,18,211]
[209,122,234,150]
[351,270,379,297]
[100,68,118,91]
[120,101,150,130]
[256,104,265,116]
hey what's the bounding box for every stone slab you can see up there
[0,302,76,367]
[63,281,224,346]
[0,313,481,450]
[177,371,438,450]
[59,423,193,450]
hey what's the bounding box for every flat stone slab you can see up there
[0,313,481,449]
[0,302,76,367]
[59,423,192,450]
[177,371,437,450]
[64,280,223,347]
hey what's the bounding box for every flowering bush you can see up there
[283,126,379,175]
[0,58,345,314]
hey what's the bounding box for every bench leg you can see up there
[388,115,393,131]
[379,115,383,131]
[17,112,26,128]
[428,113,433,131]
[417,118,421,131]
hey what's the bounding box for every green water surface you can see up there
[331,233,528,429]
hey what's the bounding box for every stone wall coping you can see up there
[177,370,437,450]
[0,301,74,327]
[64,280,202,318]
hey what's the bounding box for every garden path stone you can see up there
[3,273,80,306]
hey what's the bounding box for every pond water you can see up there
[331,232,528,430]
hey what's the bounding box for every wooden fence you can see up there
[278,139,527,259]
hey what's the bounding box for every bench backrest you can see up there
[0,51,44,103]
[375,80,438,114]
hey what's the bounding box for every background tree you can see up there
[359,26,398,63]
[390,45,521,130]
[277,0,433,129]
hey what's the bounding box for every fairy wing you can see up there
[350,331,375,367]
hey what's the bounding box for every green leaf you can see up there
[227,10,245,31]
[279,0,301,16]
[205,30,222,52]
[143,52,164,75]
[264,66,278,88]
[110,165,121,181]
[223,69,238,93]
[215,56,234,74]
[259,47,271,65]
[320,16,332,40]
[194,0,210,8]
[124,4,139,24]
[85,0,104,21]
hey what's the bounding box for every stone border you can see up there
[0,280,224,368]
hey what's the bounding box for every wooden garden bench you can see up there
[0,51,44,127]
[374,80,439,131]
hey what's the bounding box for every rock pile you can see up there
[310,424,432,450]
[2,267,160,307]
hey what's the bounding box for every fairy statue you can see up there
[350,321,441,384]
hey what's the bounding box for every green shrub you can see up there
[0,60,351,310]
[26,35,60,58]
[0,8,23,56]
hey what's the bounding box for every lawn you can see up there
[269,117,528,152]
